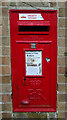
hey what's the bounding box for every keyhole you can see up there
[24,77,26,82]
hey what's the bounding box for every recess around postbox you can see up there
[9,10,57,112]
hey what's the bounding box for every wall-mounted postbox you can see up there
[9,10,57,112]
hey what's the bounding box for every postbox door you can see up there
[14,41,55,112]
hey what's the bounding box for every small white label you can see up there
[25,51,42,75]
[46,58,50,62]
[19,13,44,20]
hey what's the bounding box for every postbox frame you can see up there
[9,10,57,112]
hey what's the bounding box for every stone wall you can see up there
[0,1,67,119]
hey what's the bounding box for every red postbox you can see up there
[9,10,57,112]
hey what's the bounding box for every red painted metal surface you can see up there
[9,10,57,112]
